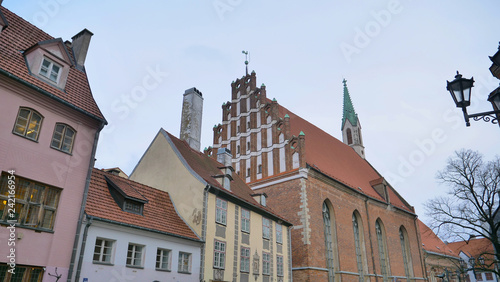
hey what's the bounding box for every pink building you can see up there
[0,5,105,281]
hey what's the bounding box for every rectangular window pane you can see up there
[40,209,55,229]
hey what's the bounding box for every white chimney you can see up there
[180,87,203,151]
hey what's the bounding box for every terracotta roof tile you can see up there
[0,6,105,122]
[274,101,414,212]
[164,130,292,225]
[447,237,495,262]
[86,168,199,241]
[418,220,458,257]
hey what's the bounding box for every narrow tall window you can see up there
[276,224,283,244]
[262,252,271,275]
[353,213,364,282]
[240,247,250,272]
[39,58,61,82]
[323,202,335,282]
[241,209,250,233]
[346,128,353,145]
[277,255,284,277]
[13,108,43,141]
[399,227,413,280]
[51,123,76,153]
[376,220,389,282]
[216,198,227,225]
[263,218,271,239]
[214,240,226,269]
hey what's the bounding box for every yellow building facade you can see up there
[130,129,292,282]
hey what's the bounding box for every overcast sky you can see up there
[5,1,500,231]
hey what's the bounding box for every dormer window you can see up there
[124,200,143,215]
[39,58,61,83]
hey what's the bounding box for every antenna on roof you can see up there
[242,50,249,76]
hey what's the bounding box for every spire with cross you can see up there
[242,50,249,75]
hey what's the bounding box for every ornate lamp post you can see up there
[446,71,500,126]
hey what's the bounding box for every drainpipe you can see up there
[200,185,211,282]
[365,199,378,282]
[67,123,103,282]
[288,225,293,282]
[75,214,93,282]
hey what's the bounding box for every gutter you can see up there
[200,185,211,282]
[67,122,103,282]
[74,214,93,282]
[288,225,293,281]
[0,69,107,125]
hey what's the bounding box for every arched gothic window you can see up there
[346,128,353,145]
[352,213,364,282]
[323,202,335,282]
[375,220,389,282]
[399,226,413,280]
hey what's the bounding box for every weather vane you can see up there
[242,50,249,75]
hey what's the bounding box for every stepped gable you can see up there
[165,130,291,224]
[275,100,414,212]
[418,220,458,257]
[0,6,105,122]
[86,168,199,241]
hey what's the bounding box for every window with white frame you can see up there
[263,218,271,239]
[0,173,60,230]
[50,123,76,153]
[216,197,227,225]
[156,248,171,271]
[262,252,271,275]
[93,238,114,264]
[240,247,250,273]
[214,240,226,269]
[39,57,61,83]
[178,252,191,273]
[276,223,283,244]
[126,243,144,267]
[241,209,250,233]
[13,107,43,141]
[277,255,284,276]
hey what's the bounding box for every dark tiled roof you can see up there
[0,6,105,122]
[86,168,199,241]
[275,101,414,212]
[418,220,458,257]
[164,130,292,225]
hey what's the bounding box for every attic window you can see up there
[39,58,61,83]
[124,200,143,215]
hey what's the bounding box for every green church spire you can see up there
[341,79,358,129]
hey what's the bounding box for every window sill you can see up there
[155,268,171,272]
[92,261,114,266]
[12,132,39,143]
[0,221,54,233]
[178,271,192,275]
[216,222,227,227]
[50,146,73,155]
[241,230,250,234]
[125,265,144,269]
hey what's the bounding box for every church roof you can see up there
[418,220,459,257]
[274,99,414,213]
[0,6,105,122]
[341,79,358,130]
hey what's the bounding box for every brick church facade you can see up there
[206,70,426,281]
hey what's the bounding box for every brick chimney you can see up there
[71,29,93,70]
[180,87,203,151]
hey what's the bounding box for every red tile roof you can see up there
[275,101,414,212]
[0,6,105,122]
[164,130,292,225]
[418,220,458,257]
[86,168,200,241]
[447,237,495,263]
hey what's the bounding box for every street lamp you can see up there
[446,71,500,126]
